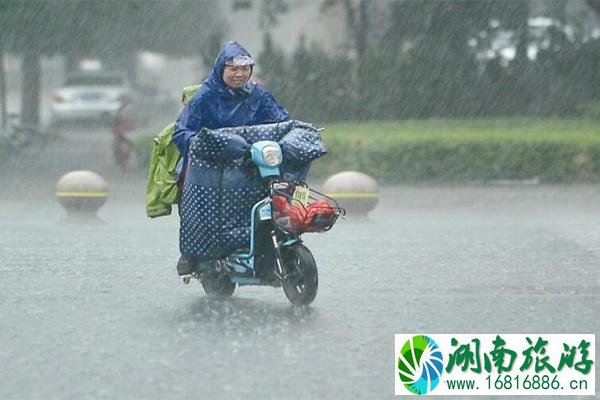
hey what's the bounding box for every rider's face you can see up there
[223,65,252,89]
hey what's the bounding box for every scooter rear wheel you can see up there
[201,272,236,298]
[282,244,318,305]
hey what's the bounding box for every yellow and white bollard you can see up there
[323,171,379,216]
[55,170,109,218]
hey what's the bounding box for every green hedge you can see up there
[135,119,600,183]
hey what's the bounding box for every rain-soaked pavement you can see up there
[1,126,599,399]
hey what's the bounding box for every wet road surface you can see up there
[2,183,599,399]
[1,127,598,399]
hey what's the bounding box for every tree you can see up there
[231,0,288,31]
[258,32,287,92]
[321,0,370,60]
[1,1,68,125]
[0,1,226,126]
[586,0,600,16]
[379,1,495,117]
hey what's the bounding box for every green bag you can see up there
[145,122,181,218]
[145,84,200,218]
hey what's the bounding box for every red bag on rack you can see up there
[273,195,337,233]
[304,199,336,231]
[273,195,307,231]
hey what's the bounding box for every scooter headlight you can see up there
[262,145,282,167]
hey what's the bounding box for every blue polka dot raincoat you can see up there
[173,41,327,261]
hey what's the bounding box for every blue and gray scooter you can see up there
[193,141,344,305]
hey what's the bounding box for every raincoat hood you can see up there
[173,42,290,176]
[206,41,256,99]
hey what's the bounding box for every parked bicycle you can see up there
[0,117,47,161]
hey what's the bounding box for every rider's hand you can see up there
[223,133,250,160]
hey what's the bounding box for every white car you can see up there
[51,72,133,124]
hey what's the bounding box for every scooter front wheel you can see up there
[201,272,236,298]
[281,244,318,305]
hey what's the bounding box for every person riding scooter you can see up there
[173,41,292,280]
[185,128,337,304]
